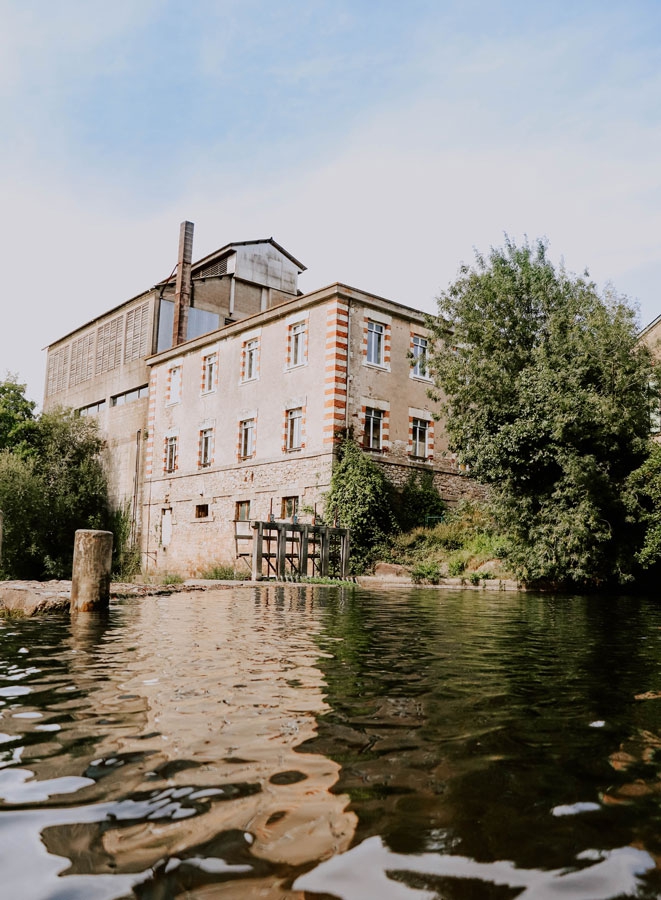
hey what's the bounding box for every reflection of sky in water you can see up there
[2,589,661,897]
[295,835,656,900]
[0,589,357,897]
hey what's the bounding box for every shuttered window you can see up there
[96,316,123,374]
[124,303,150,362]
[69,332,95,387]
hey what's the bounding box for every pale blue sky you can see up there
[2,0,661,401]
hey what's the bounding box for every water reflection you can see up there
[0,587,357,898]
[3,587,661,898]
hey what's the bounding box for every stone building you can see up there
[44,223,476,576]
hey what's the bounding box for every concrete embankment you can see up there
[0,581,225,617]
[0,570,521,617]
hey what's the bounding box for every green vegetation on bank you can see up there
[0,376,114,580]
[382,502,511,584]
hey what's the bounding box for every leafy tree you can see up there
[394,469,446,531]
[31,408,110,577]
[0,380,110,579]
[325,436,396,571]
[0,452,45,578]
[428,237,654,587]
[626,443,661,570]
[0,374,36,454]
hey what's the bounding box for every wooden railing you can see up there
[235,520,350,581]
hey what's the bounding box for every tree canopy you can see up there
[0,378,110,579]
[428,238,655,587]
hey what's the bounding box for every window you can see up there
[281,496,298,519]
[165,435,178,473]
[168,366,182,404]
[69,333,95,387]
[411,418,429,458]
[47,345,69,396]
[364,407,383,450]
[199,428,213,468]
[202,353,217,393]
[243,339,259,381]
[240,418,255,459]
[111,384,149,407]
[78,399,106,417]
[195,504,209,519]
[286,407,303,450]
[124,303,150,362]
[96,315,123,374]
[367,321,384,365]
[412,335,429,378]
[289,322,306,367]
[235,500,251,521]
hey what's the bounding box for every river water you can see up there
[1,586,661,899]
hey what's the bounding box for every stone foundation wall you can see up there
[142,452,334,577]
[374,458,487,505]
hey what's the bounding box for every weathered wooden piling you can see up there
[70,529,113,613]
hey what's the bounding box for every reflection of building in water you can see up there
[0,588,357,897]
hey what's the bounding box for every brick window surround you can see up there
[201,352,217,394]
[238,418,256,460]
[283,406,305,451]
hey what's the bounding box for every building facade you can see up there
[44,225,478,576]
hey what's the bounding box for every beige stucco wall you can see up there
[142,296,333,574]
[141,286,480,576]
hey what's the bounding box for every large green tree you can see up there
[0,378,110,579]
[428,238,655,587]
[0,374,36,453]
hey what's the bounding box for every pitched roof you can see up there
[156,238,306,286]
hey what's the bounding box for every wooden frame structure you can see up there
[235,520,350,581]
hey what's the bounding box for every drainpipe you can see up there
[171,221,194,346]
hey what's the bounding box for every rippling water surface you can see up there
[2,587,661,898]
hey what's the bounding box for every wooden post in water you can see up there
[276,523,287,580]
[70,529,113,614]
[320,526,330,577]
[340,528,350,578]
[300,524,309,578]
[251,522,264,581]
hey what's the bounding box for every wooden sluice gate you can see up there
[235,520,350,581]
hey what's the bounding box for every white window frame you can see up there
[411,335,430,379]
[200,428,213,467]
[240,418,255,458]
[366,320,384,366]
[411,418,429,458]
[289,322,306,368]
[244,340,259,382]
[286,407,303,450]
[165,435,178,473]
[364,407,383,450]
[202,353,217,394]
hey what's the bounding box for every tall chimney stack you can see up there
[172,221,194,346]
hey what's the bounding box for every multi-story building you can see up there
[44,223,477,576]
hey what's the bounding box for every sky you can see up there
[2,0,661,404]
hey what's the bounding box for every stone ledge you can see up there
[0,580,215,617]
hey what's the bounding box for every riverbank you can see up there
[0,570,521,617]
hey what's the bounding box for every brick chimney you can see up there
[172,221,194,346]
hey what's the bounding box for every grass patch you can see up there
[157,572,184,585]
[382,501,513,584]
[201,564,244,580]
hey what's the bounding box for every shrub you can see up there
[411,561,441,585]
[202,564,242,580]
[447,557,466,576]
[325,436,397,572]
[394,470,446,531]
